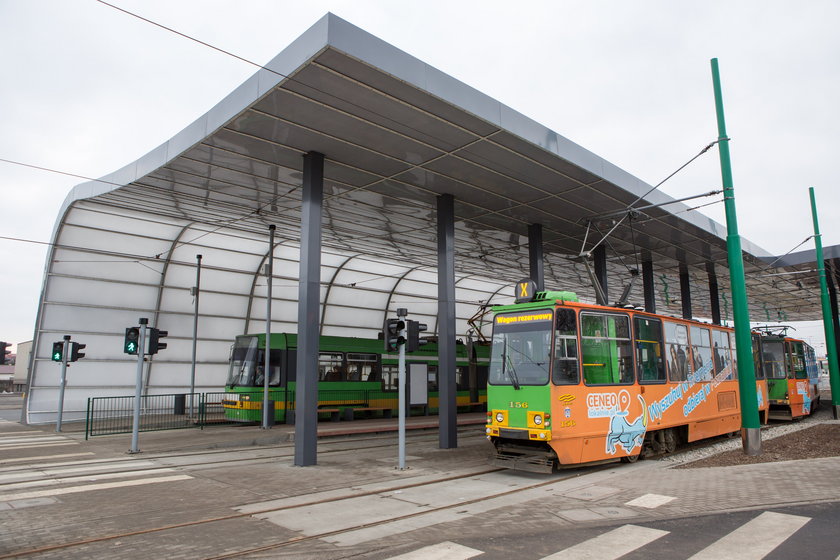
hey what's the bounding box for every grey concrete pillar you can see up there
[593,245,609,305]
[294,151,323,466]
[437,194,457,449]
[679,263,692,320]
[707,262,721,325]
[642,258,656,314]
[528,223,544,291]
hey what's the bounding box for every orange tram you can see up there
[485,287,783,473]
[753,330,821,421]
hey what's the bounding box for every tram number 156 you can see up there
[508,401,528,409]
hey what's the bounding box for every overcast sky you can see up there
[1,0,838,354]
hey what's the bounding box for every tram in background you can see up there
[753,330,820,420]
[223,333,489,423]
[485,283,770,473]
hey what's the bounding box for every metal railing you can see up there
[85,390,403,439]
[86,393,208,439]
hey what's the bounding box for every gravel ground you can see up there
[657,400,840,469]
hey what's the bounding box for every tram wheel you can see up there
[662,429,677,454]
[621,452,641,463]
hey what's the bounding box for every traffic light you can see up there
[384,318,405,352]
[148,328,168,355]
[406,320,428,353]
[0,341,9,365]
[51,341,64,362]
[69,342,86,362]
[124,327,140,355]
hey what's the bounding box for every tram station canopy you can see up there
[24,13,828,424]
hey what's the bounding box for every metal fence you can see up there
[85,393,224,439]
[85,389,403,439]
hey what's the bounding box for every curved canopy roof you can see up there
[24,13,826,423]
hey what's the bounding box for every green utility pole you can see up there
[809,187,840,419]
[711,58,761,455]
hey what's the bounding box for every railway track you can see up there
[0,456,610,559]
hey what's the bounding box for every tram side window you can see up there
[635,317,665,383]
[789,342,807,379]
[730,333,738,380]
[319,352,345,382]
[712,330,733,380]
[347,353,379,382]
[581,313,633,385]
[690,326,713,381]
[455,366,469,391]
[382,365,399,391]
[664,322,691,382]
[553,308,579,385]
[427,366,438,392]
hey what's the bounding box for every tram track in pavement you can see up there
[1,458,612,560]
[4,420,807,558]
[0,428,479,486]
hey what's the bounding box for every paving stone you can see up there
[554,508,607,522]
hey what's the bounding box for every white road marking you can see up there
[687,511,810,560]
[385,541,483,560]
[0,474,193,502]
[0,435,71,443]
[0,468,178,491]
[0,460,157,483]
[624,493,677,508]
[540,524,669,560]
[0,452,95,465]
[0,442,78,451]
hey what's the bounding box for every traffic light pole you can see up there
[397,308,407,470]
[263,225,275,430]
[130,318,148,454]
[189,254,202,418]
[55,335,70,433]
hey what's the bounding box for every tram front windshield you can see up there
[489,310,553,387]
[227,336,259,387]
[762,340,787,379]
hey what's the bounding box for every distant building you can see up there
[12,341,31,393]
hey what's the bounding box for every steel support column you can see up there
[437,194,457,449]
[528,223,544,291]
[679,263,692,320]
[829,260,840,363]
[294,151,324,466]
[642,258,656,314]
[593,245,609,304]
[809,187,840,419]
[707,262,721,325]
[711,58,760,454]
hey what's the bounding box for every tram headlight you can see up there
[495,412,505,423]
[533,414,543,426]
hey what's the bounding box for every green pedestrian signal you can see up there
[51,341,64,362]
[124,327,140,355]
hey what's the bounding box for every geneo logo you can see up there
[586,392,618,418]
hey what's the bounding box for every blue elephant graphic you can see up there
[606,390,648,455]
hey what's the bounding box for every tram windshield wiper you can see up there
[502,340,521,391]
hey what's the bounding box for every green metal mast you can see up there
[809,187,840,419]
[710,58,761,455]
